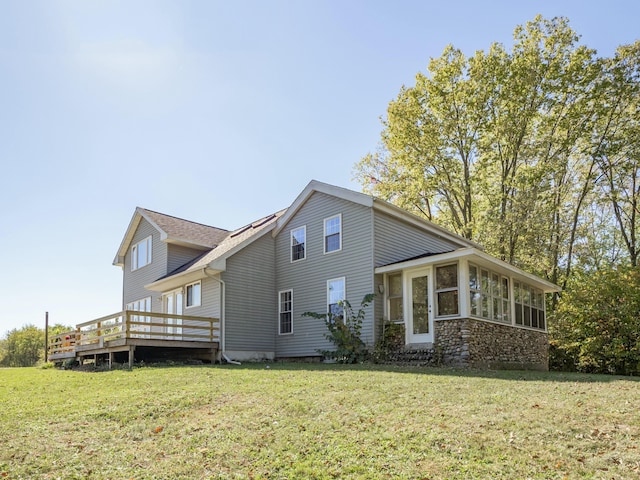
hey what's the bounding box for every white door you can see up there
[406,268,433,344]
[163,290,183,339]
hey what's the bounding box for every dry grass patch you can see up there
[0,364,638,479]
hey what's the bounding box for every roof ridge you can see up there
[138,207,230,232]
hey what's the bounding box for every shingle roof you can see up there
[140,208,230,248]
[146,209,286,288]
[183,209,287,273]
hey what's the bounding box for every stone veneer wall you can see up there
[435,318,549,370]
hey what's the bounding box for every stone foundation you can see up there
[385,318,548,370]
[435,318,548,370]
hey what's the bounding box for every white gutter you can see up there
[204,268,241,365]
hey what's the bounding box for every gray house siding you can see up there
[222,233,277,353]
[181,277,220,340]
[275,192,375,358]
[373,273,384,341]
[167,244,206,273]
[123,218,167,312]
[374,210,459,267]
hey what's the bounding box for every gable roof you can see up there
[145,209,286,291]
[113,207,230,267]
[273,180,481,250]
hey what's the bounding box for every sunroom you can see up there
[375,247,560,369]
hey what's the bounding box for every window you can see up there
[291,226,306,262]
[435,264,459,317]
[126,297,151,336]
[131,236,152,271]
[186,282,201,308]
[515,282,545,329]
[126,297,151,313]
[327,277,345,321]
[469,264,509,324]
[388,273,403,321]
[324,214,342,254]
[279,290,293,334]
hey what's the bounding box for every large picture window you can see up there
[327,277,345,321]
[324,214,342,254]
[131,236,152,271]
[279,290,293,335]
[435,264,459,317]
[291,226,306,262]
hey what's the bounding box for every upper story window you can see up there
[324,214,342,254]
[291,226,306,262]
[279,290,293,335]
[327,277,345,321]
[131,236,152,271]
[435,264,459,317]
[186,281,201,308]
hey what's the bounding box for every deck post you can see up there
[45,312,49,363]
[108,351,113,369]
[128,345,135,368]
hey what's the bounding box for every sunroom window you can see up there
[515,282,545,329]
[435,264,458,316]
[388,273,403,321]
[469,264,510,324]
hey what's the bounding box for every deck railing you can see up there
[47,331,78,359]
[47,310,220,359]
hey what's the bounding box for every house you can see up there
[49,180,559,369]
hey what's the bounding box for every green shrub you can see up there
[550,267,640,375]
[371,321,405,362]
[303,294,374,364]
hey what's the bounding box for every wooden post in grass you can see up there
[44,311,49,362]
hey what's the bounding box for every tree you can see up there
[354,16,607,286]
[592,41,640,266]
[0,323,70,367]
[0,325,45,367]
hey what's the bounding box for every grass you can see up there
[0,364,639,479]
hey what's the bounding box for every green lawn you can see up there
[1,364,638,479]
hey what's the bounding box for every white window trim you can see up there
[278,289,294,335]
[469,263,546,331]
[323,213,342,254]
[126,296,152,312]
[290,226,306,263]
[185,281,201,308]
[434,263,459,318]
[327,276,346,317]
[386,272,404,323]
[131,236,152,271]
[125,296,152,337]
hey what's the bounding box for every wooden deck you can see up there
[48,310,220,367]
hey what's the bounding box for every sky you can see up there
[1,0,639,336]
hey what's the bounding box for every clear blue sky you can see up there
[1,1,638,336]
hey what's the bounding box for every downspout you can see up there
[204,268,241,365]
